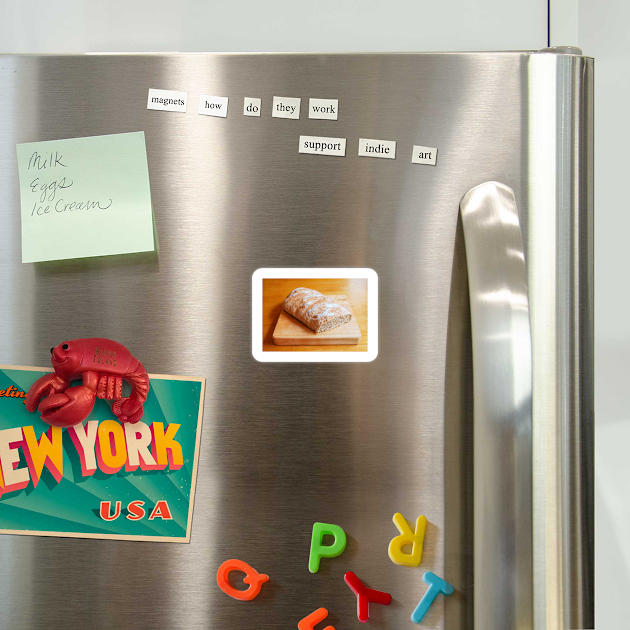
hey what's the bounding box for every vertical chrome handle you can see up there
[460,181,533,629]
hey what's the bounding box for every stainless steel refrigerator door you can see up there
[0,52,593,629]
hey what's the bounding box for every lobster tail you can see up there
[126,358,150,403]
[112,358,150,423]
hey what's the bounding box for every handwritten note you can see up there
[16,132,155,263]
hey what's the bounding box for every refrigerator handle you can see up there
[460,182,533,629]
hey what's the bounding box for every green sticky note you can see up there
[17,131,155,263]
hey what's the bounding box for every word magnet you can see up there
[411,572,454,624]
[216,559,269,601]
[411,144,438,166]
[272,96,301,119]
[344,571,392,622]
[147,88,187,112]
[243,97,261,117]
[198,95,228,118]
[308,522,346,573]
[308,98,338,120]
[388,512,427,566]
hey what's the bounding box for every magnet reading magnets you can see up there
[216,559,269,601]
[25,338,149,428]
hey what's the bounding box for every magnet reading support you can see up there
[410,571,454,624]
[344,571,392,622]
[216,559,269,601]
[298,607,335,630]
[388,512,427,567]
[308,522,347,573]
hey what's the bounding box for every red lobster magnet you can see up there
[26,338,149,428]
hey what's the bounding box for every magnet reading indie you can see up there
[0,420,183,496]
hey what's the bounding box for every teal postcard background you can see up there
[0,367,204,542]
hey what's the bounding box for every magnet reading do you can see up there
[244,97,262,117]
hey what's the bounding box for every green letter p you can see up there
[308,522,347,573]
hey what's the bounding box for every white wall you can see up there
[575,2,629,628]
[0,0,547,53]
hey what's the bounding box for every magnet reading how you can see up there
[308,522,347,573]
[216,559,269,601]
[388,512,427,567]
[410,572,454,624]
[358,138,396,159]
[198,95,229,118]
[272,96,301,119]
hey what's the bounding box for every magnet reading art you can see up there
[27,150,113,217]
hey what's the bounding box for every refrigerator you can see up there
[0,50,593,629]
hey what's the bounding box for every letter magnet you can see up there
[216,559,269,601]
[388,512,427,567]
[308,522,347,573]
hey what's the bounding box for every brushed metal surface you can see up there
[527,53,595,629]
[0,52,593,629]
[460,182,533,630]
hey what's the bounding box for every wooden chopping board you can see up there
[272,295,361,346]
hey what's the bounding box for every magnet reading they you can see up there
[388,512,427,567]
[308,522,347,573]
[216,559,269,601]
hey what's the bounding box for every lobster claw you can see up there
[37,386,96,428]
[25,373,66,413]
